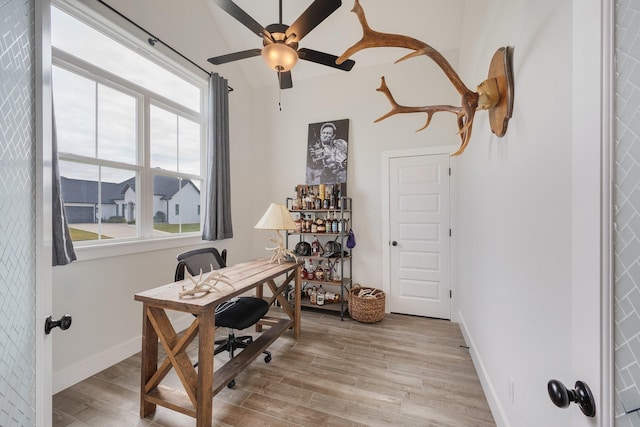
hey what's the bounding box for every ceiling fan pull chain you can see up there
[278,70,282,111]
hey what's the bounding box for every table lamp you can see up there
[255,203,298,264]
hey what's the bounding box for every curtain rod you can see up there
[96,0,233,91]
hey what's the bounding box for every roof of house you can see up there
[60,175,198,204]
[60,177,123,204]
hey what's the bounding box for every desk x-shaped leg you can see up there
[140,304,216,426]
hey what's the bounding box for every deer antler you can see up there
[375,76,477,156]
[337,0,472,97]
[337,0,499,156]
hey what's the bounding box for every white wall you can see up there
[455,0,593,425]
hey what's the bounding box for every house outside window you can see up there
[52,1,207,245]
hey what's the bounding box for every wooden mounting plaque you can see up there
[487,46,514,137]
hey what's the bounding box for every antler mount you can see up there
[337,0,514,156]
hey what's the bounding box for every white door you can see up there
[389,154,450,319]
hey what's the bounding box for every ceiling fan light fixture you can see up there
[262,42,298,72]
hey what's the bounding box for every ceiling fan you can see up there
[207,0,355,89]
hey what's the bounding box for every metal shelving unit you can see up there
[286,195,352,320]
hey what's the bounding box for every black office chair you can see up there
[174,248,271,387]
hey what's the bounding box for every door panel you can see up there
[1,1,42,425]
[389,154,450,319]
[36,2,54,425]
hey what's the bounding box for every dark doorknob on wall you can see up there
[547,379,596,417]
[391,241,398,246]
[45,314,72,335]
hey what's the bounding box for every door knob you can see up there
[391,241,398,246]
[547,379,596,417]
[45,314,72,335]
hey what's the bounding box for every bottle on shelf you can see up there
[310,286,317,305]
[330,185,336,210]
[310,237,320,256]
[315,260,324,281]
[324,261,332,282]
[317,285,325,306]
[333,262,341,282]
[307,259,315,280]
[306,187,314,210]
[294,185,301,210]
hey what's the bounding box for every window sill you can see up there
[70,234,206,262]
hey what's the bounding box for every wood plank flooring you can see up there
[53,309,496,427]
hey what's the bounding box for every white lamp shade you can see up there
[255,203,296,230]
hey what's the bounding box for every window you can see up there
[52,3,206,246]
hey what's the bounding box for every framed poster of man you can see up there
[306,118,349,185]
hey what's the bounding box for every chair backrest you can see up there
[174,247,227,281]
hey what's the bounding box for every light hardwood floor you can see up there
[53,309,496,427]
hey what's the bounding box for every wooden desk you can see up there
[134,258,302,427]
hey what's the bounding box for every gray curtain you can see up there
[202,73,233,240]
[52,106,77,266]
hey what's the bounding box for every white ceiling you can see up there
[103,0,465,89]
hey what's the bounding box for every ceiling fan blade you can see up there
[285,0,342,43]
[207,49,262,65]
[211,0,272,40]
[278,71,293,89]
[297,48,355,71]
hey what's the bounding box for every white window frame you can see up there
[52,0,209,260]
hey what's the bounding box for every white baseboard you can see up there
[458,311,509,427]
[52,313,195,394]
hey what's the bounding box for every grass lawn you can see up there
[69,228,112,240]
[69,223,199,241]
[153,223,200,233]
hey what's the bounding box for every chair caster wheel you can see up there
[227,379,236,389]
[264,354,272,363]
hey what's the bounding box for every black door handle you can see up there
[547,379,596,417]
[391,241,398,246]
[45,314,72,335]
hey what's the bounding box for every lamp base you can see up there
[268,245,298,264]
[266,230,298,264]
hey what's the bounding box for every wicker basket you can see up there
[348,285,385,323]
